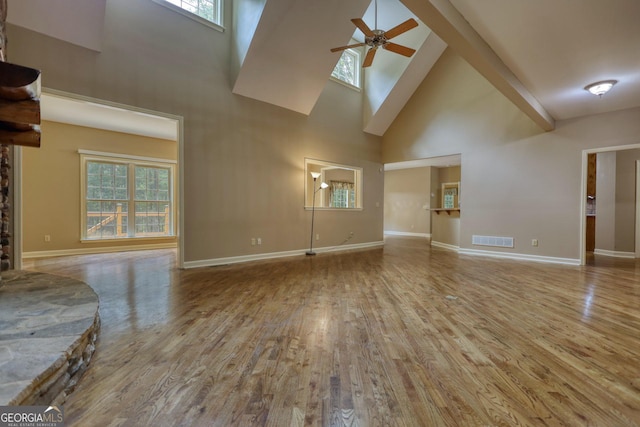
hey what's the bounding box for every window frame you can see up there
[80,151,177,242]
[152,0,224,32]
[331,47,362,90]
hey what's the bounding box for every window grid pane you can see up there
[86,201,129,239]
[84,160,173,240]
[331,189,349,208]
[134,166,172,237]
[86,161,129,239]
[331,49,360,87]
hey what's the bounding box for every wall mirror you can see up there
[305,158,363,210]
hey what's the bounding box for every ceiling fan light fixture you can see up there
[330,0,418,68]
[584,80,617,97]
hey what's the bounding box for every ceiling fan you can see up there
[330,0,418,67]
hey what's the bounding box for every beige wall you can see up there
[431,211,460,247]
[384,48,640,261]
[22,121,177,253]
[383,167,430,235]
[615,149,640,252]
[595,149,640,254]
[9,0,383,263]
[595,152,616,252]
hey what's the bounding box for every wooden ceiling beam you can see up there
[400,0,555,131]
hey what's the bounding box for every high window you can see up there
[331,48,361,89]
[81,153,175,240]
[154,0,223,30]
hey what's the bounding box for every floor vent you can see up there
[472,235,514,248]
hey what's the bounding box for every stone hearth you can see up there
[0,270,99,405]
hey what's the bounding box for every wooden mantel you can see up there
[0,61,41,148]
[0,0,41,148]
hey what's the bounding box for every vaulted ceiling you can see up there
[233,0,640,134]
[8,0,640,137]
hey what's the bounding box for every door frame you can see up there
[636,160,640,257]
[580,143,640,264]
[14,89,185,268]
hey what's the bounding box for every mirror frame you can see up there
[304,158,363,210]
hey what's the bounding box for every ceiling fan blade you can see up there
[362,48,377,68]
[351,18,375,38]
[330,43,366,53]
[384,42,416,57]
[384,18,418,40]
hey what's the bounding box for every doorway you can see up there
[581,144,640,264]
[14,90,185,268]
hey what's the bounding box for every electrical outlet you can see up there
[44,235,51,242]
[257,238,262,245]
[251,238,256,246]
[532,239,538,247]
[316,233,320,241]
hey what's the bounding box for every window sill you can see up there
[152,0,224,32]
[330,77,361,92]
[81,235,176,243]
[304,207,363,211]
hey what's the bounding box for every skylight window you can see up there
[331,48,361,89]
[155,0,223,30]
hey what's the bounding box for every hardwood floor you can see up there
[23,237,640,426]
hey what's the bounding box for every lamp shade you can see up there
[320,182,329,189]
[310,171,321,179]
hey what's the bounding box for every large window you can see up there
[331,48,361,89]
[82,153,175,240]
[154,0,223,29]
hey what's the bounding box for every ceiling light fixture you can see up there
[584,80,617,97]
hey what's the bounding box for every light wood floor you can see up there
[23,237,640,426]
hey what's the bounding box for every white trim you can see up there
[636,160,640,258]
[459,248,580,266]
[78,149,177,165]
[152,0,224,32]
[22,243,177,259]
[593,249,636,259]
[177,117,185,268]
[384,231,431,238]
[304,158,363,210]
[580,142,640,265]
[579,149,588,265]
[13,146,23,270]
[36,88,185,268]
[329,76,362,92]
[80,154,176,240]
[430,241,460,252]
[183,241,385,269]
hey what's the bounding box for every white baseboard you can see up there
[459,248,580,265]
[22,243,177,259]
[183,241,385,269]
[594,249,636,259]
[430,240,459,251]
[384,231,431,238]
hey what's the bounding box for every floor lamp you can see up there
[306,172,328,256]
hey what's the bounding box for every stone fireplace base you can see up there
[0,270,99,405]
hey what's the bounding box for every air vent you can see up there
[472,235,514,248]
